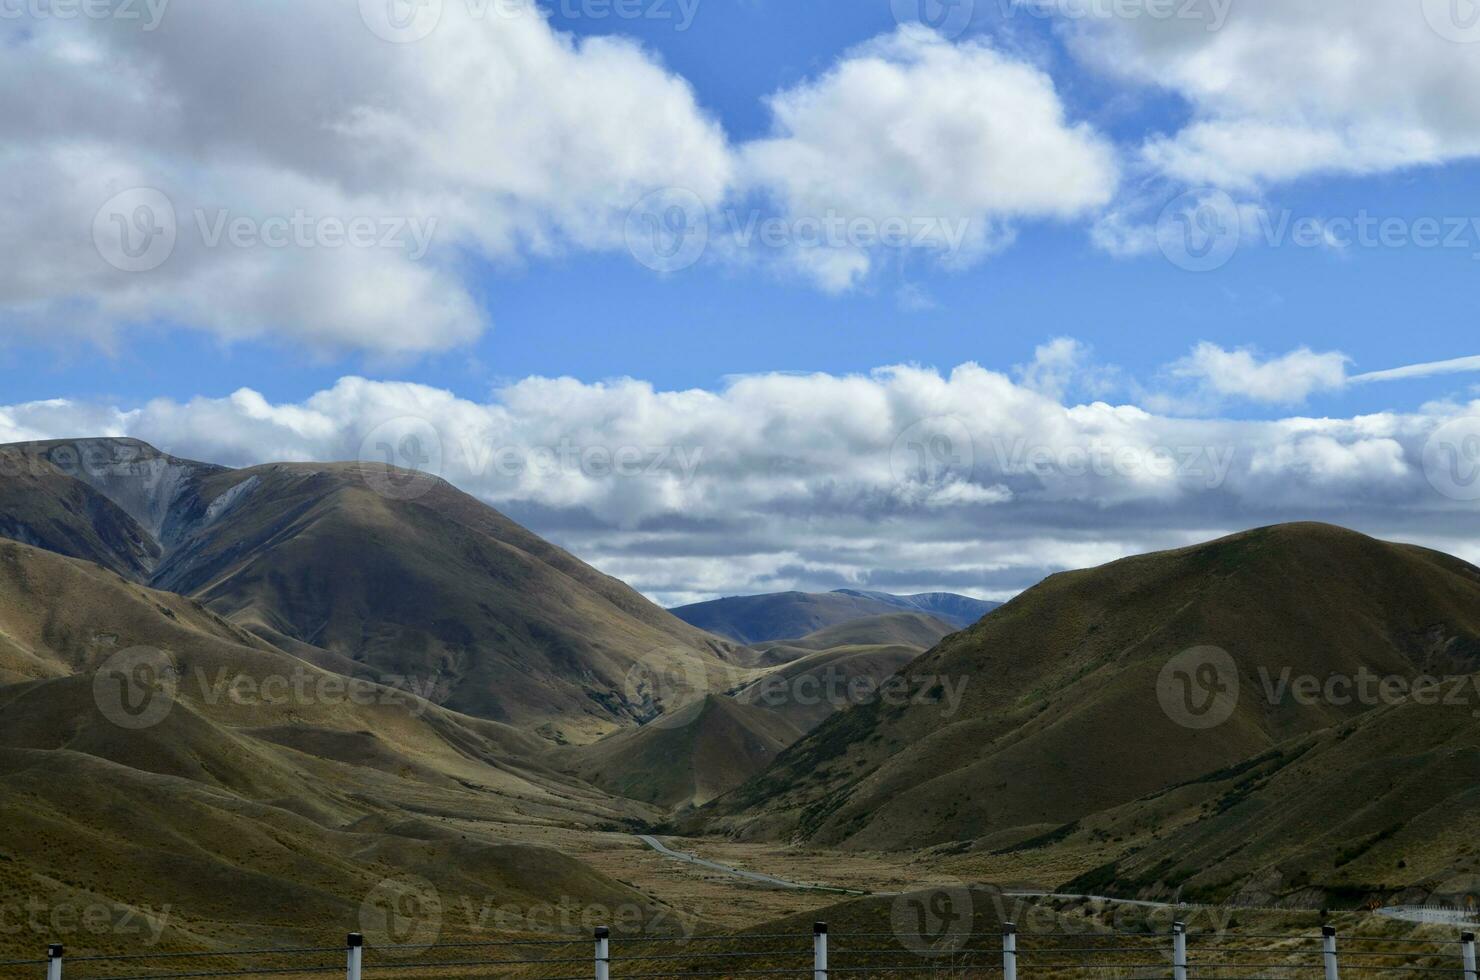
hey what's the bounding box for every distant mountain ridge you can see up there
[669,589,999,645]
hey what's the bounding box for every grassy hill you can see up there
[702,524,1480,901]
[733,642,923,733]
[0,439,737,742]
[746,612,955,667]
[556,614,952,810]
[0,537,681,956]
[553,694,803,809]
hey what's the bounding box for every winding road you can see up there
[636,836,1478,929]
[636,834,867,893]
[636,836,1185,905]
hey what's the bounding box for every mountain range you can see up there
[668,589,998,645]
[2,436,1479,937]
[0,438,733,741]
[697,523,1480,903]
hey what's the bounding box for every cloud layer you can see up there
[1,0,732,354]
[4,358,1478,606]
[1,7,1119,353]
[8,2,1480,354]
[1055,1,1480,188]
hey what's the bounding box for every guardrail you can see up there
[6,922,1479,979]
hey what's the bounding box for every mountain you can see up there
[732,641,922,733]
[669,590,998,645]
[557,613,952,808]
[553,694,802,809]
[831,590,1001,629]
[0,438,735,742]
[746,612,956,667]
[1049,690,1480,906]
[0,536,677,954]
[702,524,1480,888]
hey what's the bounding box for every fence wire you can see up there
[1,923,1475,980]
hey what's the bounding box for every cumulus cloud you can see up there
[0,0,731,354]
[5,360,1478,605]
[1051,2,1480,189]
[1168,343,1351,405]
[2,10,1137,350]
[735,27,1118,290]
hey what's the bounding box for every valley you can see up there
[0,438,1477,969]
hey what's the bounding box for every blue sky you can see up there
[3,0,1480,601]
[3,0,1477,417]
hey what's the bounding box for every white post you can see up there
[1002,923,1017,980]
[47,944,62,980]
[1172,921,1188,980]
[346,932,363,980]
[1322,926,1339,980]
[1462,931,1477,980]
[595,926,610,980]
[813,922,827,980]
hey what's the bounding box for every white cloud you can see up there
[0,0,731,354]
[1168,343,1350,405]
[5,358,1477,605]
[1014,337,1119,401]
[0,13,1136,349]
[1052,2,1480,189]
[735,27,1119,289]
[1353,355,1480,385]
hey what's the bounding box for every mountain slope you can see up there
[553,694,802,809]
[747,612,955,667]
[670,590,997,645]
[0,441,171,581]
[0,439,736,741]
[1044,692,1480,906]
[704,524,1480,853]
[733,642,922,733]
[831,590,1000,629]
[0,536,681,954]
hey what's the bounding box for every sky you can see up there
[2,0,1480,604]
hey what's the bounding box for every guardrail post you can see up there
[47,944,62,980]
[1462,931,1477,980]
[1172,921,1188,980]
[1322,925,1339,980]
[1002,922,1017,980]
[595,926,610,980]
[813,922,827,980]
[346,932,362,980]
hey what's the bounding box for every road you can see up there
[636,835,867,893]
[635,837,1435,924]
[636,836,1190,906]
